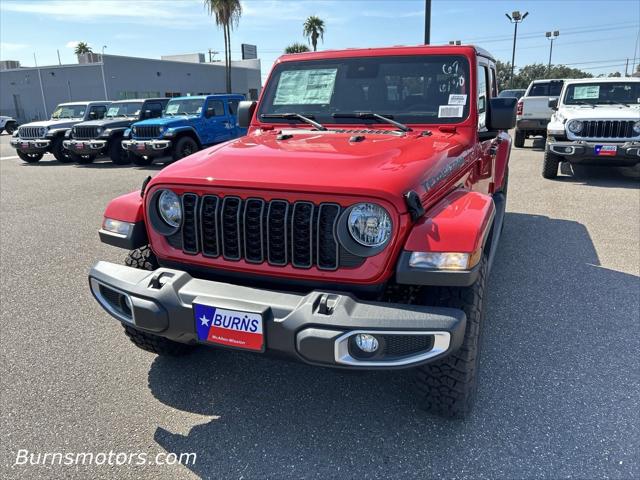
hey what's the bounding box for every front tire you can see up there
[514,129,525,148]
[17,151,43,163]
[51,137,73,163]
[5,122,17,135]
[542,148,560,179]
[123,246,194,356]
[172,136,198,162]
[108,139,131,165]
[414,256,488,418]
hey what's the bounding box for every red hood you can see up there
[150,127,474,213]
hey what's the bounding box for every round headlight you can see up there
[96,127,103,135]
[347,203,392,247]
[39,127,47,137]
[567,120,583,134]
[633,121,640,134]
[132,126,137,134]
[158,190,182,228]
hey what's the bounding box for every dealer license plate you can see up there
[76,143,85,150]
[136,144,145,151]
[193,303,264,352]
[594,145,617,156]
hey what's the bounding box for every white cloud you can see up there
[65,41,80,49]
[0,42,29,53]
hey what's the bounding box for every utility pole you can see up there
[208,49,219,62]
[625,58,629,77]
[546,30,559,74]
[505,11,529,87]
[424,0,431,45]
[100,45,109,100]
[34,53,48,119]
[57,49,62,66]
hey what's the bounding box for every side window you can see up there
[205,100,225,117]
[227,100,239,116]
[146,102,163,118]
[90,105,107,119]
[489,66,498,98]
[477,64,488,130]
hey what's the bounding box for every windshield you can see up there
[164,99,204,116]
[563,82,640,105]
[258,55,471,125]
[106,102,143,118]
[51,104,86,119]
[499,89,524,99]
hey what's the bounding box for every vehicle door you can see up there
[203,99,231,144]
[141,102,164,120]
[226,99,245,137]
[87,104,107,121]
[474,59,495,192]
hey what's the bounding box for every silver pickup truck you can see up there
[515,79,564,147]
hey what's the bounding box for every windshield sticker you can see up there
[107,107,119,116]
[574,85,600,99]
[274,68,337,105]
[165,103,179,114]
[196,106,202,114]
[438,105,464,118]
[448,94,467,105]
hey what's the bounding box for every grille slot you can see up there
[577,120,636,139]
[134,125,161,138]
[383,335,434,357]
[181,194,199,254]
[176,195,353,270]
[74,126,100,139]
[18,126,44,139]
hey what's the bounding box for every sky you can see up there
[1,0,639,82]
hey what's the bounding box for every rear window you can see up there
[528,81,563,97]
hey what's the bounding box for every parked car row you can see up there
[9,94,247,165]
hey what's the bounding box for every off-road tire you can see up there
[172,136,198,162]
[542,148,560,179]
[108,139,131,165]
[514,129,525,148]
[131,154,154,166]
[5,122,17,134]
[51,137,73,163]
[414,256,488,418]
[17,151,43,163]
[123,245,194,356]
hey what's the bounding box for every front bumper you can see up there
[548,140,640,166]
[10,137,51,153]
[121,139,171,156]
[63,138,107,154]
[89,261,466,369]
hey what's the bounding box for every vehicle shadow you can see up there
[557,164,640,189]
[146,212,639,478]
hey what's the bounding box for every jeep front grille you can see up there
[18,126,44,139]
[134,125,161,139]
[576,120,637,139]
[73,126,100,139]
[178,194,342,270]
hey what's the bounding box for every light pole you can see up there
[424,0,431,44]
[505,10,529,87]
[546,30,559,74]
[100,45,109,100]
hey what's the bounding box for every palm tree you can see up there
[204,0,242,94]
[74,42,92,55]
[303,16,325,52]
[285,43,310,54]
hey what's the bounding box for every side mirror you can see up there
[237,100,257,128]
[548,98,558,110]
[88,111,97,119]
[205,107,216,118]
[487,97,517,131]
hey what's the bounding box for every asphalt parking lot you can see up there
[1,133,638,479]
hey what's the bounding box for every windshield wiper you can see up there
[261,113,327,131]
[332,112,412,132]
[598,100,630,107]
[573,101,595,108]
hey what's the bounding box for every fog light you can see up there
[354,333,379,353]
[564,147,573,153]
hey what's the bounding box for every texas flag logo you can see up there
[594,145,617,156]
[194,304,264,351]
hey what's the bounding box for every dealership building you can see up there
[0,53,262,122]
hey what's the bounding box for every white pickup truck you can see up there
[544,77,640,178]
[515,79,564,147]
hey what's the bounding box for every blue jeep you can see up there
[122,94,246,166]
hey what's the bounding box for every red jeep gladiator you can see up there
[89,45,516,417]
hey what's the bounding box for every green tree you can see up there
[303,15,325,51]
[495,60,513,91]
[285,43,310,54]
[204,0,242,94]
[74,42,92,55]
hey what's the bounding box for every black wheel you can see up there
[108,139,131,165]
[131,154,154,166]
[172,136,198,162]
[514,129,525,148]
[542,148,560,179]
[51,137,73,163]
[5,122,17,135]
[123,246,194,356]
[17,151,43,163]
[413,256,488,418]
